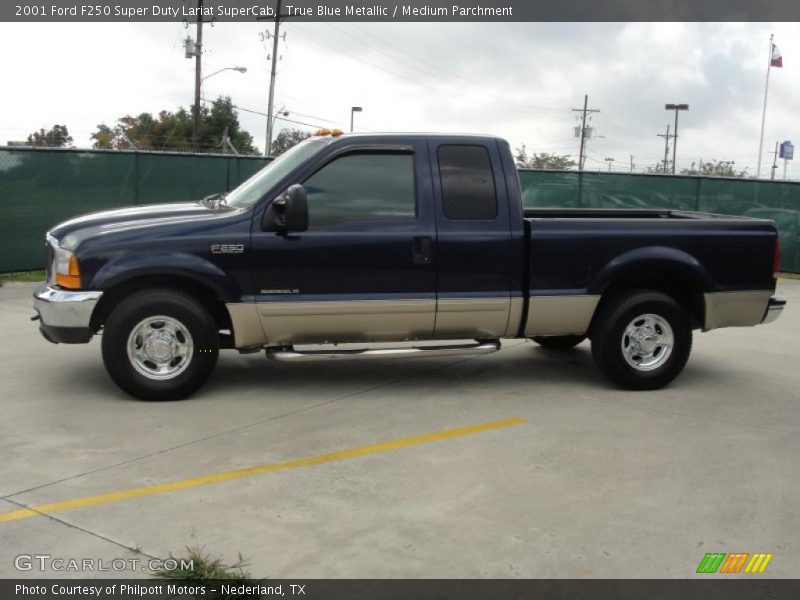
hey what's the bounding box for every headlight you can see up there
[54,246,82,289]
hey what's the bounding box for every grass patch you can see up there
[779,272,800,280]
[155,546,260,599]
[157,546,251,580]
[0,270,45,283]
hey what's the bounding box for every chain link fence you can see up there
[1,147,798,273]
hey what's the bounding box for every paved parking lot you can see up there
[1,279,799,579]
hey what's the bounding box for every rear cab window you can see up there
[438,145,498,220]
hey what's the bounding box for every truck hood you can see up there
[49,202,234,248]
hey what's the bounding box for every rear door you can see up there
[249,139,437,344]
[429,138,516,339]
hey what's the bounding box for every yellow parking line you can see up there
[0,417,526,524]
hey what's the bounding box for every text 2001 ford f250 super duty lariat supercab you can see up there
[33,132,786,400]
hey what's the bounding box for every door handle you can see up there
[412,236,433,265]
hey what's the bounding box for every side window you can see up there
[302,153,416,228]
[438,145,498,220]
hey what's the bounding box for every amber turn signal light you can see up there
[56,254,82,289]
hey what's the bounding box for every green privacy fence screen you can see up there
[1,147,799,273]
[520,170,800,272]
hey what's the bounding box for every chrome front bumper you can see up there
[33,284,103,343]
[762,297,786,325]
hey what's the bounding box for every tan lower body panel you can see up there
[505,296,525,337]
[253,299,436,345]
[225,302,267,347]
[434,297,512,339]
[703,291,771,330]
[525,295,601,337]
[227,296,520,347]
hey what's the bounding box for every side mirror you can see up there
[263,184,308,233]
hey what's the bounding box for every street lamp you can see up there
[665,103,689,174]
[272,106,290,129]
[201,66,247,83]
[350,106,363,132]
[267,106,290,155]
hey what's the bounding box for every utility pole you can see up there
[192,0,203,152]
[657,124,674,173]
[629,155,635,173]
[605,157,615,172]
[264,0,283,157]
[572,94,599,171]
[769,141,779,180]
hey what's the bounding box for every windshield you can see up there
[226,138,330,209]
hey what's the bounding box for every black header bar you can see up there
[5,0,800,22]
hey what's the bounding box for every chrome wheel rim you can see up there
[127,315,193,380]
[621,313,673,371]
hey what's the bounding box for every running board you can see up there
[266,340,501,362]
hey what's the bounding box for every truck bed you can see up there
[523,208,756,220]
[523,208,778,298]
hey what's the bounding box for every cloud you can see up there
[1,21,798,177]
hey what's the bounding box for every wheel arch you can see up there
[588,247,710,333]
[90,274,234,345]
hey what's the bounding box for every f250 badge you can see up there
[211,243,244,254]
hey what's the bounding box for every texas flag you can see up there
[771,43,783,68]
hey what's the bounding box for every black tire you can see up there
[101,288,219,400]
[590,290,692,391]
[531,335,586,350]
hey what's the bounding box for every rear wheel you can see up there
[590,290,692,390]
[101,288,219,400]
[531,335,586,350]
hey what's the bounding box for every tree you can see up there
[270,128,312,156]
[91,96,259,155]
[27,124,73,147]
[515,144,576,170]
[204,96,258,155]
[681,160,748,178]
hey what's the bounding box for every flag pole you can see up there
[756,34,774,178]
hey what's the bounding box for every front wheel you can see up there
[101,289,219,400]
[590,290,692,390]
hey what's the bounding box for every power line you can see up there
[344,23,570,114]
[289,25,566,117]
[200,96,325,129]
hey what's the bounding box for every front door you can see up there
[249,141,436,345]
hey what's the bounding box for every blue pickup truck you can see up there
[33,132,785,400]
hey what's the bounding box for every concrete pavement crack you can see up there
[3,342,523,500]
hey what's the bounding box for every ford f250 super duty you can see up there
[32,132,786,400]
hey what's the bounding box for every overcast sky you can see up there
[1,21,798,177]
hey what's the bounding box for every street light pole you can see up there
[350,106,363,132]
[665,103,689,174]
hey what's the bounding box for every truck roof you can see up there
[315,132,502,142]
